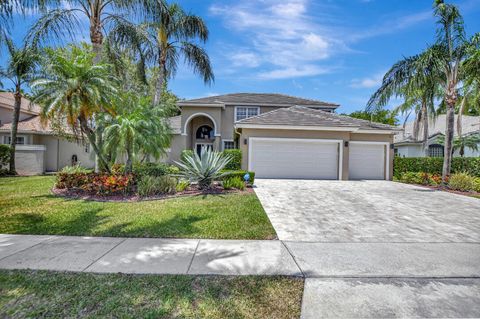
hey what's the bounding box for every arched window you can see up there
[196,125,214,139]
[428,144,444,157]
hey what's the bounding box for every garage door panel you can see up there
[250,139,339,179]
[349,143,385,180]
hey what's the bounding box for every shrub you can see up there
[60,164,92,174]
[222,149,242,170]
[0,144,10,168]
[167,165,180,175]
[56,172,92,189]
[81,174,135,195]
[138,175,178,197]
[394,157,480,178]
[176,179,190,192]
[222,176,245,190]
[399,172,424,184]
[0,168,9,176]
[448,172,475,192]
[133,163,169,177]
[176,149,232,189]
[221,170,255,185]
[473,178,480,193]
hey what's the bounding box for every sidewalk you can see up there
[1,234,480,318]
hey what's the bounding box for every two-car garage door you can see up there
[249,138,387,180]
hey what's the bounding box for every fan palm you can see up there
[31,45,118,172]
[103,93,172,173]
[437,133,480,157]
[108,2,214,105]
[0,33,39,174]
[25,0,164,62]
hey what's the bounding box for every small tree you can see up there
[31,45,117,172]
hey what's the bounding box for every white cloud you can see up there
[229,52,261,68]
[258,65,330,80]
[350,72,384,88]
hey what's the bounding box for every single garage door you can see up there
[349,142,386,180]
[249,138,340,179]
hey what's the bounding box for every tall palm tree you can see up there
[104,92,171,172]
[26,0,164,62]
[31,45,118,172]
[108,2,214,105]
[438,133,480,157]
[429,0,479,181]
[0,34,39,174]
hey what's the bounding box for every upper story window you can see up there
[235,106,259,122]
[223,140,235,150]
[3,135,25,145]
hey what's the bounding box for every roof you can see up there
[0,92,42,115]
[235,106,401,132]
[178,93,339,109]
[0,115,54,134]
[394,114,480,143]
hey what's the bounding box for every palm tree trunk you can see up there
[413,110,422,141]
[153,47,167,106]
[8,89,22,174]
[442,104,455,183]
[421,98,429,157]
[125,147,133,174]
[79,118,110,173]
[89,11,103,64]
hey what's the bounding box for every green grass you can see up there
[0,176,276,239]
[0,270,304,318]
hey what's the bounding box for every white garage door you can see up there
[349,142,386,180]
[249,138,340,179]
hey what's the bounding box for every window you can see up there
[428,144,444,157]
[223,140,235,150]
[3,136,25,145]
[196,125,214,139]
[235,106,259,121]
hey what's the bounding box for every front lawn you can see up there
[0,176,276,239]
[0,270,303,318]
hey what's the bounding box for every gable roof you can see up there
[235,106,401,132]
[0,115,55,134]
[394,114,480,143]
[0,92,42,115]
[178,93,339,109]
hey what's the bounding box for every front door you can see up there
[196,143,213,157]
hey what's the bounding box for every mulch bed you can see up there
[52,184,254,203]
[408,183,480,198]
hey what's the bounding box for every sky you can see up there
[2,0,480,114]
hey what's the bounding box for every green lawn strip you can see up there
[0,176,276,239]
[0,270,303,319]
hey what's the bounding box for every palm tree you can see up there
[31,45,118,172]
[367,52,439,157]
[429,0,479,181]
[437,133,480,157]
[26,0,164,62]
[104,93,171,173]
[108,2,214,105]
[0,34,39,174]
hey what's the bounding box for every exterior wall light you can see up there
[344,141,349,147]
[244,138,248,145]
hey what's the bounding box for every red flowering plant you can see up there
[81,174,135,195]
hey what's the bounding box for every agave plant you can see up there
[175,149,232,189]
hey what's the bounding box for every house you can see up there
[0,92,95,175]
[394,114,480,158]
[167,93,401,180]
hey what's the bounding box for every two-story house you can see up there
[166,93,401,180]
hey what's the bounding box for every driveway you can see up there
[254,179,480,242]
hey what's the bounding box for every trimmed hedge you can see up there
[222,170,255,185]
[0,144,10,168]
[394,157,480,178]
[223,149,242,170]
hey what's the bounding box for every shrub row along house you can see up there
[166,93,401,180]
[0,92,94,174]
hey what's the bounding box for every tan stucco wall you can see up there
[0,106,33,125]
[238,128,395,180]
[14,146,46,175]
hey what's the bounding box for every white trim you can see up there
[195,142,214,154]
[15,144,46,151]
[356,129,402,134]
[248,137,343,180]
[349,141,390,180]
[234,106,260,122]
[236,124,358,131]
[222,139,235,151]
[178,103,225,108]
[182,112,219,136]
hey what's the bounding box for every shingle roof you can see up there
[0,92,42,114]
[178,93,339,108]
[235,106,401,131]
[0,115,55,134]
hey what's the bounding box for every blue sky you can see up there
[3,0,480,114]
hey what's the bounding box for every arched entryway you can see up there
[183,113,220,155]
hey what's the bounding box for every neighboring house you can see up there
[167,93,401,180]
[0,92,94,175]
[394,114,480,158]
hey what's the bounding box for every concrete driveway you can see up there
[254,179,480,242]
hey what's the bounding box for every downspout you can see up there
[56,138,60,172]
